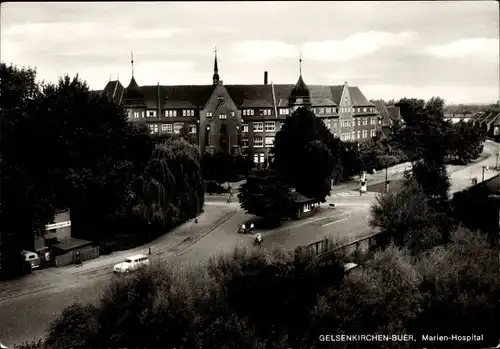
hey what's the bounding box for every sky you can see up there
[1,1,499,104]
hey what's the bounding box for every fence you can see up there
[305,231,385,258]
[55,246,100,267]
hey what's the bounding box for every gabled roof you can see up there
[386,106,401,121]
[102,80,124,105]
[372,100,392,126]
[348,86,374,107]
[140,85,214,109]
[225,85,275,108]
[329,86,344,105]
[482,112,497,125]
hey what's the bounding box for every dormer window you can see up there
[147,110,157,118]
[219,114,227,120]
[261,109,272,116]
[231,111,235,117]
[206,112,213,117]
[217,96,224,101]
[243,109,255,116]
[183,109,195,117]
[279,108,290,115]
[133,111,143,119]
[165,110,177,117]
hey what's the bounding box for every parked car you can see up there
[113,254,150,274]
[22,250,40,270]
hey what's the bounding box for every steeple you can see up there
[288,54,311,109]
[213,47,220,85]
[124,50,142,100]
[127,50,139,90]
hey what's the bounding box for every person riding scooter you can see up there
[254,233,263,245]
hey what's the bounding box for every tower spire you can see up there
[299,52,302,76]
[213,47,220,85]
[130,50,135,78]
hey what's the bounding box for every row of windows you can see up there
[314,107,336,114]
[340,107,376,113]
[129,106,377,119]
[241,136,275,148]
[339,129,377,141]
[148,123,197,134]
[340,117,377,127]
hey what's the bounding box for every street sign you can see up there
[45,221,71,231]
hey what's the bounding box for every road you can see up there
[0,141,498,347]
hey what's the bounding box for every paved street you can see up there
[0,141,498,347]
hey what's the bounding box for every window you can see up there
[162,124,172,133]
[265,121,276,132]
[363,129,368,138]
[253,136,263,147]
[325,107,332,114]
[372,117,377,125]
[333,121,338,129]
[182,109,194,117]
[244,109,255,116]
[303,203,312,213]
[363,107,367,112]
[147,110,157,118]
[253,122,263,132]
[133,111,142,119]
[265,136,275,147]
[370,129,376,137]
[242,123,249,132]
[279,108,290,115]
[351,131,355,140]
[149,124,159,134]
[174,123,183,134]
[231,111,235,117]
[253,153,265,164]
[190,124,197,134]
[363,118,368,126]
[357,130,361,139]
[242,137,249,148]
[219,114,227,119]
[165,110,177,117]
[206,112,213,118]
[261,109,272,116]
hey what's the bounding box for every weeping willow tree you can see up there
[132,138,205,233]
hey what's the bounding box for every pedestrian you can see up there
[227,185,233,204]
[75,252,82,266]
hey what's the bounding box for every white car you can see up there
[113,254,150,274]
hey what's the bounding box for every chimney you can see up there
[264,71,268,85]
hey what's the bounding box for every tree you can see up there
[238,169,291,224]
[272,107,342,200]
[132,138,204,233]
[0,64,55,276]
[370,180,445,254]
[31,75,137,241]
[179,123,191,142]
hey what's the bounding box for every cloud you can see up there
[422,38,499,62]
[229,40,298,63]
[302,31,419,61]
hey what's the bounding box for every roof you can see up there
[125,253,149,260]
[52,238,92,252]
[348,86,374,107]
[483,112,498,125]
[484,174,500,193]
[102,80,125,105]
[108,81,374,110]
[372,100,392,126]
[386,106,401,121]
[290,75,310,98]
[490,113,500,125]
[225,85,275,108]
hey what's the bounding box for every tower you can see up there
[213,47,220,85]
[288,52,311,109]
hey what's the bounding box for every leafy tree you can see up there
[272,107,342,200]
[370,180,445,254]
[132,138,204,233]
[0,64,55,276]
[238,169,291,223]
[31,75,136,241]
